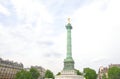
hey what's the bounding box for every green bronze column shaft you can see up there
[63,18,74,70]
[66,24,72,58]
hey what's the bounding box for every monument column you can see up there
[63,18,74,70]
[55,18,84,79]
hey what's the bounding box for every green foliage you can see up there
[102,74,107,79]
[15,69,32,79]
[83,68,97,79]
[30,67,40,79]
[75,69,82,75]
[56,72,61,75]
[15,68,40,79]
[108,66,120,79]
[45,69,54,79]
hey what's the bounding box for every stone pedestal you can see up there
[55,70,84,79]
[55,75,84,79]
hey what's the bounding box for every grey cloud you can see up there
[43,52,62,58]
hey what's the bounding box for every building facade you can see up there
[98,66,108,79]
[98,64,120,79]
[0,58,23,79]
[109,64,120,68]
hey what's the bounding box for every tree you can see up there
[15,67,40,79]
[108,66,120,79]
[56,72,61,75]
[83,68,97,79]
[102,73,107,79]
[75,69,82,75]
[15,69,32,79]
[45,69,54,79]
[30,67,40,79]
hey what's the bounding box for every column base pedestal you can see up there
[55,70,84,79]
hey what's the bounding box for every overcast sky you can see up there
[0,0,120,74]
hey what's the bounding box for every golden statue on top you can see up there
[68,18,71,23]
